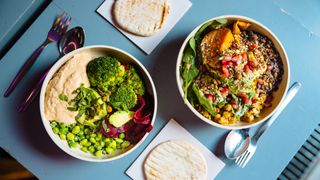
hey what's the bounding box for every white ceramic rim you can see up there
[40,45,158,162]
[176,15,290,130]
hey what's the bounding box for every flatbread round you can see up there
[144,140,207,180]
[113,0,170,37]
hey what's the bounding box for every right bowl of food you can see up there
[176,15,290,129]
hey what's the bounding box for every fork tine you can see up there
[52,12,64,28]
[235,151,247,164]
[239,151,250,168]
[241,152,253,168]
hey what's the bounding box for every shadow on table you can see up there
[10,65,76,163]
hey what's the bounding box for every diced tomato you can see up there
[224,55,232,61]
[231,101,237,108]
[221,60,228,65]
[205,94,214,101]
[220,87,229,95]
[233,61,239,66]
[221,66,230,77]
[257,78,264,84]
[252,98,257,103]
[248,60,258,67]
[232,54,242,61]
[250,44,259,49]
[244,64,250,73]
[267,65,273,71]
[240,92,249,104]
[122,64,131,70]
[242,53,247,60]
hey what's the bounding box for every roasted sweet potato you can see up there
[200,27,234,67]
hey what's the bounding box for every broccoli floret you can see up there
[86,56,125,92]
[123,65,145,96]
[109,84,137,111]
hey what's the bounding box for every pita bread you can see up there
[144,140,207,180]
[113,0,170,37]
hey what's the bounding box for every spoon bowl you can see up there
[224,129,250,159]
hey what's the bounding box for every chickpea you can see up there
[229,116,237,124]
[223,111,231,118]
[214,114,221,121]
[214,107,220,113]
[218,117,228,125]
[224,104,232,111]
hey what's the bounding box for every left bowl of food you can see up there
[40,45,157,162]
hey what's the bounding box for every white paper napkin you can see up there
[126,119,225,180]
[96,0,192,54]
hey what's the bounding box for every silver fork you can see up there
[3,13,71,97]
[235,82,302,168]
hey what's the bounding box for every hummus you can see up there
[44,52,93,124]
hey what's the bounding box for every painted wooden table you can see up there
[1,0,320,179]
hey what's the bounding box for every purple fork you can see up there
[3,13,71,97]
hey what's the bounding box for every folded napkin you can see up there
[126,119,225,180]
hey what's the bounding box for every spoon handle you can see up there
[252,82,302,142]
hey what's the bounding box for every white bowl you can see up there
[40,45,157,162]
[176,15,290,130]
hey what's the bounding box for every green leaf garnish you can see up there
[59,93,69,102]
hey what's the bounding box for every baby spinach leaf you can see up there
[192,84,217,116]
[181,47,199,102]
[189,37,196,55]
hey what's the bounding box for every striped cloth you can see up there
[278,124,320,180]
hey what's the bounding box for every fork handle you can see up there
[4,39,51,97]
[252,82,302,142]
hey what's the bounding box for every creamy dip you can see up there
[44,52,93,124]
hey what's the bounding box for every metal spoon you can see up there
[224,82,302,159]
[17,26,85,112]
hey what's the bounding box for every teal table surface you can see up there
[1,0,320,179]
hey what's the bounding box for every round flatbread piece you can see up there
[113,0,170,36]
[144,140,207,180]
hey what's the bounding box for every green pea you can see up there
[84,128,90,134]
[68,141,78,148]
[121,141,131,148]
[100,142,105,147]
[80,139,88,146]
[105,147,114,154]
[89,137,96,143]
[103,138,111,143]
[78,131,84,136]
[88,146,95,153]
[50,121,57,128]
[72,126,81,134]
[90,134,96,138]
[95,146,102,151]
[53,127,59,134]
[95,150,102,157]
[119,133,125,139]
[116,144,120,149]
[79,135,85,140]
[115,138,123,144]
[81,147,88,152]
[59,127,69,135]
[97,132,103,139]
[60,124,66,129]
[59,134,66,140]
[84,142,92,147]
[108,141,116,149]
[67,133,75,141]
